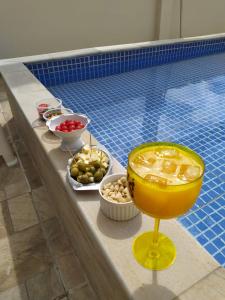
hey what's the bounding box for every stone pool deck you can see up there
[0,78,97,300]
[0,39,225,299]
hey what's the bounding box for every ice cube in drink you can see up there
[145,174,168,186]
[178,164,201,182]
[162,159,177,174]
[156,148,180,159]
[132,155,156,168]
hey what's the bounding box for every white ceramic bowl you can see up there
[99,173,140,221]
[36,98,62,119]
[67,145,113,191]
[46,113,90,151]
[43,107,73,122]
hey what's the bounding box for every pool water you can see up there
[48,53,225,267]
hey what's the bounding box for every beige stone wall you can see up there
[182,0,225,37]
[1,0,225,60]
[0,0,158,59]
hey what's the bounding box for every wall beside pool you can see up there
[2,1,225,59]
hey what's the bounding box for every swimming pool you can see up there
[26,40,225,267]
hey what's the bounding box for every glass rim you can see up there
[128,141,205,188]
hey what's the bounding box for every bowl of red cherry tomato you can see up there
[46,113,90,151]
[55,119,85,132]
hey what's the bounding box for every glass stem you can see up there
[153,218,160,246]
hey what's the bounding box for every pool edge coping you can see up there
[1,32,225,65]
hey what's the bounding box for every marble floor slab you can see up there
[0,190,5,201]
[69,284,97,300]
[0,200,13,239]
[8,193,39,232]
[0,78,97,299]
[42,217,72,258]
[32,186,56,222]
[0,284,28,300]
[4,166,31,199]
[56,253,87,290]
[177,268,225,300]
[0,224,53,292]
[26,267,65,300]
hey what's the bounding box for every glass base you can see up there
[132,231,176,270]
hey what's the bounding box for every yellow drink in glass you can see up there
[127,142,204,270]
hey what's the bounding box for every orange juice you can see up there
[127,142,204,219]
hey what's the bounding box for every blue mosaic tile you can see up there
[47,52,225,267]
[26,37,225,86]
[196,235,208,246]
[214,253,225,265]
[182,194,225,266]
[204,230,216,240]
[205,243,218,255]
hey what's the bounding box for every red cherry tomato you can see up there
[56,120,85,132]
[68,125,76,131]
[66,121,73,126]
[71,121,77,126]
[76,124,85,129]
[38,103,48,108]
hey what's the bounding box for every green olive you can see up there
[89,166,96,174]
[94,170,104,182]
[77,162,87,172]
[92,160,101,169]
[100,167,107,175]
[77,174,90,184]
[70,163,77,169]
[78,171,84,176]
[70,167,79,177]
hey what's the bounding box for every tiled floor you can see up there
[49,53,225,267]
[0,78,97,300]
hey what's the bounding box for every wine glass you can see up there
[127,142,204,270]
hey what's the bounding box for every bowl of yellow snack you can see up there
[99,173,140,221]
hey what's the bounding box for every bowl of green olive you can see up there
[67,144,112,190]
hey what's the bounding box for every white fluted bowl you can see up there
[99,173,140,221]
[46,113,90,151]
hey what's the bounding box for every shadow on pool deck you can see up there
[133,271,178,300]
[97,209,142,239]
